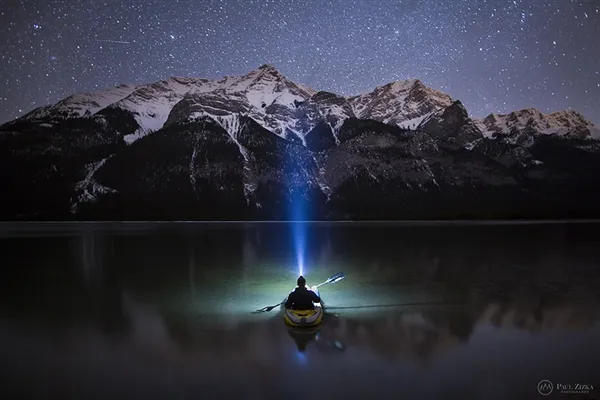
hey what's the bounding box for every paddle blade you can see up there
[325,271,345,284]
[252,301,284,313]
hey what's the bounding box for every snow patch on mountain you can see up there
[464,138,483,151]
[122,132,142,145]
[589,125,600,139]
[401,112,435,130]
[245,84,305,111]
[311,155,332,200]
[70,156,116,213]
[186,111,251,162]
[327,119,345,145]
[213,114,251,162]
[213,113,241,138]
[189,146,199,201]
[317,103,349,122]
[116,78,211,144]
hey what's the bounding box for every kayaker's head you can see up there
[297,275,306,288]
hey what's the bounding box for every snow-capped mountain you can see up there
[349,79,454,129]
[13,65,456,145]
[475,108,600,145]
[1,64,600,221]
[14,64,598,147]
[181,64,316,140]
[163,65,317,143]
[21,84,137,122]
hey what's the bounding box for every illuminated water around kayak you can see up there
[1,222,599,399]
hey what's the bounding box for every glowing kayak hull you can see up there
[284,306,323,328]
[283,287,324,328]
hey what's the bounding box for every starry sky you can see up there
[1,0,599,125]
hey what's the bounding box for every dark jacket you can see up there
[284,287,321,310]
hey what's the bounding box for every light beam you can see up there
[292,221,305,276]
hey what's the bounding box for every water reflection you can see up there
[71,226,108,287]
[0,223,599,398]
[1,291,598,398]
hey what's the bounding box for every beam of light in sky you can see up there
[287,154,308,278]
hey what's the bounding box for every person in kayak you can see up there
[284,275,322,310]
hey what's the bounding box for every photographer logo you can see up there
[538,379,595,396]
[537,380,553,396]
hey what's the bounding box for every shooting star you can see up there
[94,39,131,44]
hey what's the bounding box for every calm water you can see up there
[0,222,599,399]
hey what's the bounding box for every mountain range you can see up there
[1,64,599,220]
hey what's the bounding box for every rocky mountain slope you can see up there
[1,64,599,220]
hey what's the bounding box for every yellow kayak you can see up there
[283,286,324,328]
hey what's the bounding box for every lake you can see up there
[0,222,599,399]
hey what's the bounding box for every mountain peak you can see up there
[507,108,543,118]
[252,64,282,77]
[349,77,454,126]
[234,64,289,85]
[258,63,277,71]
[378,78,420,93]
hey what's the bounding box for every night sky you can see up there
[1,0,599,125]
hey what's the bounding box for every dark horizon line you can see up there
[1,218,600,226]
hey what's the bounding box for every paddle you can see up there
[252,271,346,313]
[324,301,464,310]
